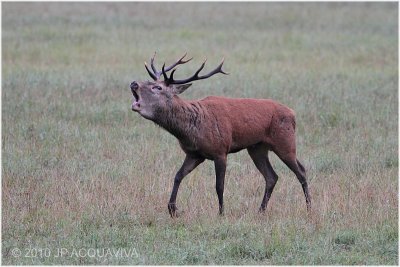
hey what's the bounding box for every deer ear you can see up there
[173,83,192,95]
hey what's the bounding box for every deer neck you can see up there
[153,96,202,142]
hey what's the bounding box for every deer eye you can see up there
[152,86,162,91]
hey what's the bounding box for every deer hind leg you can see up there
[247,144,279,212]
[214,155,227,215]
[295,159,311,212]
[168,154,205,217]
[275,150,311,212]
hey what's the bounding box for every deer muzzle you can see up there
[131,81,141,111]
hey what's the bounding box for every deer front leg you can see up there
[168,154,205,217]
[214,155,227,215]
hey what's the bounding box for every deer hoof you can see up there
[218,207,225,216]
[258,207,266,213]
[168,203,178,218]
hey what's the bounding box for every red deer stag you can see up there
[130,53,311,217]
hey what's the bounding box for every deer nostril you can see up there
[130,81,138,90]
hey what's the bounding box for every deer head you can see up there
[130,53,227,120]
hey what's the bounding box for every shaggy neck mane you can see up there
[152,96,203,142]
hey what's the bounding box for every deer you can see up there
[130,53,311,217]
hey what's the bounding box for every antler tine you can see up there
[144,61,157,81]
[199,58,229,77]
[217,58,229,75]
[169,68,177,81]
[150,52,158,74]
[166,58,228,85]
[143,52,160,81]
[161,63,169,82]
[164,53,193,72]
[197,58,208,74]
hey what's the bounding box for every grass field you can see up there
[2,2,398,265]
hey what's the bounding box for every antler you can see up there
[144,52,192,81]
[164,58,228,85]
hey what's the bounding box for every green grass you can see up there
[2,2,398,265]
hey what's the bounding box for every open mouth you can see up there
[131,90,141,111]
[132,90,139,102]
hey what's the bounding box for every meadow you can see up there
[2,2,398,264]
